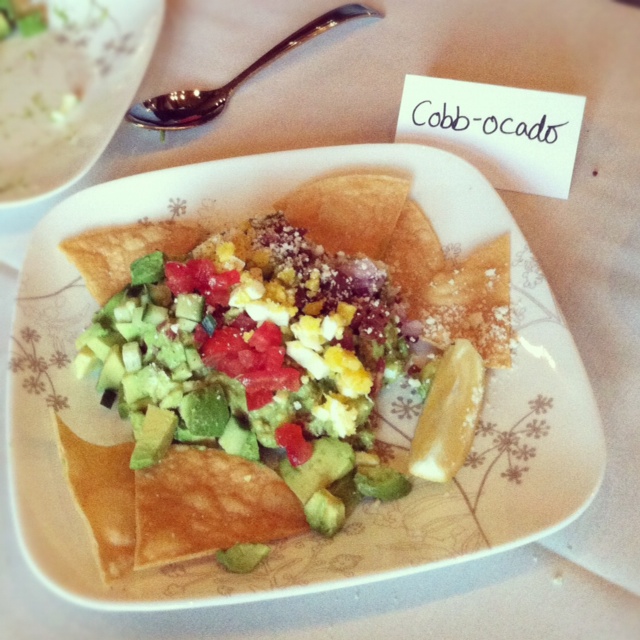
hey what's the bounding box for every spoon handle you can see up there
[225,4,383,93]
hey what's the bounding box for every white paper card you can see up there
[395,75,586,199]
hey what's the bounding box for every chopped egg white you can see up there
[291,315,325,352]
[245,300,294,327]
[323,345,373,398]
[228,273,266,308]
[286,340,330,379]
[311,395,358,438]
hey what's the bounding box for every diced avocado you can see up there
[129,405,177,469]
[129,411,146,439]
[121,364,176,405]
[170,362,193,382]
[0,0,17,21]
[75,322,109,351]
[354,465,412,502]
[177,317,198,333]
[240,431,260,461]
[93,289,128,324]
[0,13,12,39]
[118,395,149,420]
[130,251,165,285]
[121,370,151,405]
[219,416,260,461]
[304,488,346,537]
[179,385,230,438]
[328,470,363,517]
[279,437,355,505]
[175,293,204,322]
[158,386,184,410]
[174,425,214,443]
[114,321,143,341]
[185,347,204,372]
[113,299,140,323]
[157,339,187,371]
[86,332,124,362]
[73,345,101,379]
[142,303,169,327]
[96,344,125,392]
[122,342,143,373]
[16,11,46,37]
[216,543,270,574]
[143,328,188,371]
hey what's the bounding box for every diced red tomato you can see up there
[187,259,217,288]
[263,345,285,370]
[165,259,240,307]
[248,321,282,352]
[237,348,266,371]
[238,367,301,393]
[214,353,245,378]
[212,270,241,288]
[203,287,231,307]
[200,327,246,368]
[275,423,313,466]
[164,261,196,295]
[246,387,274,411]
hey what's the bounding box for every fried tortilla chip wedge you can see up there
[134,446,310,570]
[274,174,411,259]
[419,234,512,368]
[54,414,136,582]
[383,199,446,308]
[59,221,209,306]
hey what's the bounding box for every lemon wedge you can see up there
[408,339,485,482]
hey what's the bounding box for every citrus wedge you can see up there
[408,339,486,482]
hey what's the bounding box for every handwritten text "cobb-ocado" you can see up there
[411,100,569,144]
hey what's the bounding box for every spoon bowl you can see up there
[125,4,383,131]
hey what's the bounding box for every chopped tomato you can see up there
[275,423,313,466]
[187,258,217,288]
[263,345,285,370]
[164,261,196,295]
[165,259,240,307]
[212,270,241,288]
[248,321,282,352]
[237,348,266,371]
[203,287,231,307]
[246,387,274,411]
[215,353,245,378]
[200,327,245,368]
[202,270,240,307]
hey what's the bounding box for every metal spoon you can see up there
[125,4,383,131]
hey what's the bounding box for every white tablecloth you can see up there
[2,1,640,637]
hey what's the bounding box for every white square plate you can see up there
[0,0,164,208]
[7,143,606,610]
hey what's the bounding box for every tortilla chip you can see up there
[274,174,411,259]
[54,414,136,582]
[383,199,446,308]
[59,221,209,306]
[418,234,512,368]
[134,446,309,570]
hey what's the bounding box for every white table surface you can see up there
[2,0,640,637]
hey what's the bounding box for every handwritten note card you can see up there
[395,75,586,199]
